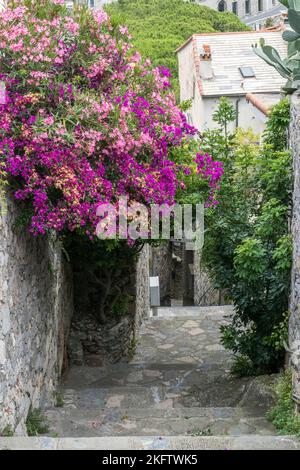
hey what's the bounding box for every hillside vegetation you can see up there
[106,0,249,94]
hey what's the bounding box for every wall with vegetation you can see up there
[289,92,300,404]
[0,192,73,435]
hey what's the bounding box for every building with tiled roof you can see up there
[176,29,287,134]
[65,0,112,9]
[196,0,282,26]
[244,3,287,29]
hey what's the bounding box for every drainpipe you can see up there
[235,98,240,128]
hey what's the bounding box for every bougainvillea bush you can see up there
[0,0,223,240]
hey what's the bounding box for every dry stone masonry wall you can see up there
[290,93,300,406]
[0,192,73,435]
[0,192,150,433]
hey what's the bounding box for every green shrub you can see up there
[189,427,212,436]
[228,355,259,378]
[55,391,64,408]
[26,407,49,436]
[203,98,292,375]
[0,425,14,437]
[267,369,300,437]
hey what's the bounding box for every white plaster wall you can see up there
[66,0,114,9]
[178,42,195,103]
[93,0,114,8]
[178,45,268,134]
[196,0,279,18]
[178,43,205,131]
[193,95,266,135]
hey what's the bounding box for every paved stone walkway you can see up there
[43,306,283,439]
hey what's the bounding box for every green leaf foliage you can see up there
[202,97,292,376]
[267,368,300,436]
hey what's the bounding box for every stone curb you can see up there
[0,435,299,450]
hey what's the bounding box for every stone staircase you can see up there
[40,306,299,449]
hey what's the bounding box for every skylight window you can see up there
[239,66,255,78]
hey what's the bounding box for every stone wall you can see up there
[68,244,150,366]
[170,243,185,304]
[0,192,73,435]
[151,242,226,307]
[194,250,219,306]
[135,244,150,328]
[193,250,228,306]
[289,93,300,406]
[69,314,138,366]
[151,243,172,305]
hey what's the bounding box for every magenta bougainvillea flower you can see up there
[0,1,223,238]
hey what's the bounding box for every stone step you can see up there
[44,406,275,438]
[1,435,299,450]
[45,406,261,420]
[63,363,234,390]
[60,366,275,410]
[131,314,231,364]
[61,384,201,409]
[45,305,280,443]
[58,384,270,411]
[155,305,234,318]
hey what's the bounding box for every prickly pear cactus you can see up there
[254,0,300,93]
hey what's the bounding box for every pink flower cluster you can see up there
[0,1,223,238]
[195,153,224,206]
